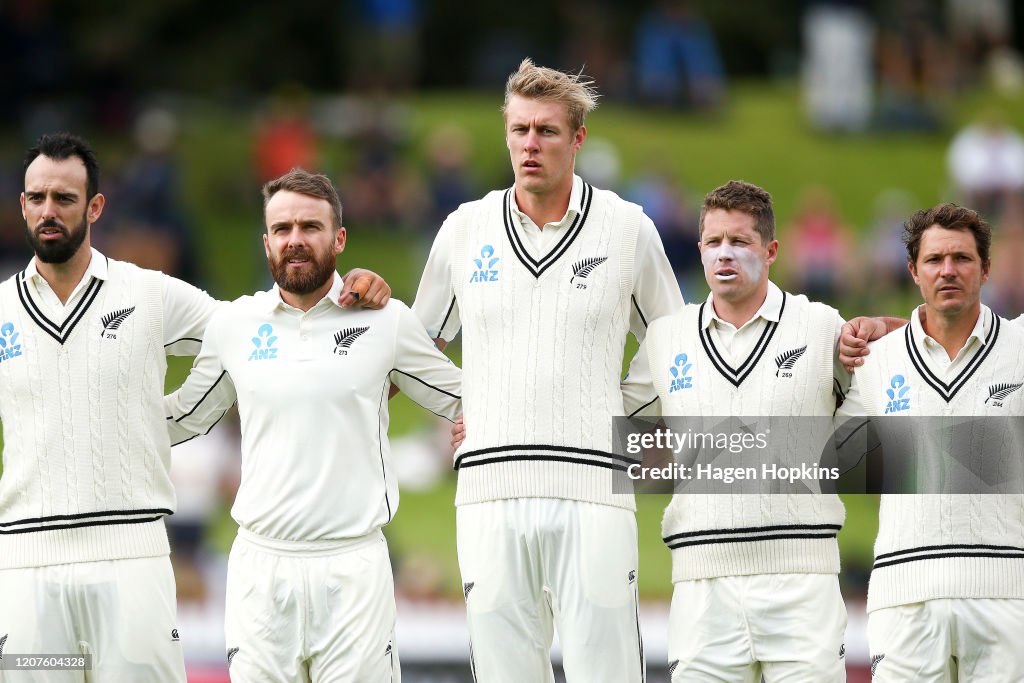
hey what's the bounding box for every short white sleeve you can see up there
[390,302,462,421]
[161,275,223,355]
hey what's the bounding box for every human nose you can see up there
[718,242,736,260]
[284,226,307,247]
[939,256,957,277]
[523,128,540,152]
[40,196,59,219]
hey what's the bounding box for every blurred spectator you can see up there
[947,110,1024,221]
[339,121,423,232]
[947,0,1014,89]
[876,0,952,131]
[986,195,1024,316]
[558,0,630,100]
[576,137,623,191]
[344,0,421,92]
[254,87,317,183]
[423,125,475,234]
[624,169,701,297]
[862,189,917,300]
[0,167,28,279]
[633,0,726,111]
[0,0,69,131]
[103,107,201,282]
[785,186,852,303]
[801,0,875,133]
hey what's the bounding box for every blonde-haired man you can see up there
[413,58,683,682]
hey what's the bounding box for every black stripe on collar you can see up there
[697,292,787,388]
[502,183,593,278]
[905,314,999,403]
[17,272,104,345]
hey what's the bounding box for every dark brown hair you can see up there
[262,167,343,230]
[699,180,775,244]
[903,203,990,265]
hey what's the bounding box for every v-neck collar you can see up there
[17,250,108,345]
[502,180,594,278]
[698,292,787,387]
[905,305,999,403]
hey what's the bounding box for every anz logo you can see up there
[469,245,499,283]
[668,353,693,392]
[884,374,910,413]
[0,323,23,363]
[248,324,278,361]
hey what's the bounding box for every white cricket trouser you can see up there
[0,555,185,683]
[868,598,1024,682]
[667,573,847,682]
[225,528,399,683]
[456,498,644,683]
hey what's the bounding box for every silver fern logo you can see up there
[571,256,608,289]
[0,633,6,659]
[986,382,1023,407]
[871,654,884,676]
[100,306,135,339]
[227,647,239,666]
[775,345,807,377]
[333,326,369,356]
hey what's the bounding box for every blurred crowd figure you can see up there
[947,110,1024,221]
[633,0,726,111]
[862,189,917,302]
[803,0,1021,133]
[101,107,201,283]
[802,0,875,133]
[784,187,853,302]
[343,0,421,93]
[987,196,1024,315]
[624,169,702,298]
[254,89,318,183]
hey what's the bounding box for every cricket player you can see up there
[412,58,683,682]
[165,168,461,681]
[0,134,387,682]
[622,180,855,681]
[836,203,1024,682]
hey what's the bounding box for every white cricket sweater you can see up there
[0,250,218,568]
[838,305,1024,611]
[165,275,462,542]
[635,285,846,581]
[413,176,683,510]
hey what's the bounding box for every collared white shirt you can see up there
[913,303,990,373]
[165,274,462,542]
[508,174,588,256]
[701,281,849,390]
